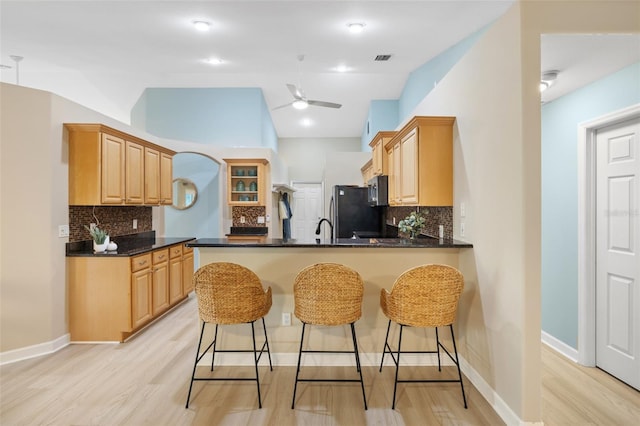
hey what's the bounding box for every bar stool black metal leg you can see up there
[450,325,467,408]
[392,324,404,409]
[350,323,368,410]
[250,321,262,409]
[435,326,442,371]
[291,322,307,409]
[262,317,273,371]
[186,322,206,408]
[379,319,392,372]
[211,324,219,371]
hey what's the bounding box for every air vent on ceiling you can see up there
[375,54,392,61]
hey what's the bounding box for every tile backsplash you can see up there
[386,206,453,239]
[69,206,152,242]
[232,206,267,227]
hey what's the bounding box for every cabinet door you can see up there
[160,152,173,205]
[101,133,125,204]
[372,140,383,176]
[144,147,160,204]
[400,129,419,204]
[225,160,265,206]
[169,256,183,304]
[182,250,195,295]
[125,141,144,204]
[392,143,402,204]
[152,250,169,315]
[131,268,152,329]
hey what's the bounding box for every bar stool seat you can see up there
[291,262,367,410]
[185,262,273,409]
[379,264,467,409]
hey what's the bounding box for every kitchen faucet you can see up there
[315,218,334,241]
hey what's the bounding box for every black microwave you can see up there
[367,175,388,206]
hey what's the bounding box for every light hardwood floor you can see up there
[1,296,638,425]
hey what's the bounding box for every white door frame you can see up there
[577,103,640,366]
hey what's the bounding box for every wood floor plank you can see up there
[1,296,637,425]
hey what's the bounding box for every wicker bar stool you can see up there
[185,262,273,409]
[379,264,467,409]
[291,263,367,410]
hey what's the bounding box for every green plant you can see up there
[84,225,108,244]
[398,211,426,238]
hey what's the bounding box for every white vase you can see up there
[93,236,109,253]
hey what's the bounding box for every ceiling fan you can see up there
[272,55,342,111]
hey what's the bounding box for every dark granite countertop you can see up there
[66,231,196,257]
[187,236,472,249]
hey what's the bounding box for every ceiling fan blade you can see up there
[286,83,304,100]
[272,102,294,111]
[307,100,342,109]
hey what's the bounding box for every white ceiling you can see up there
[1,1,638,139]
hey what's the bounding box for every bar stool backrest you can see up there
[294,262,364,326]
[193,262,272,325]
[382,264,464,327]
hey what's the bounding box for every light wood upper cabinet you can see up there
[160,152,173,205]
[100,134,126,204]
[384,116,455,206]
[125,141,144,204]
[361,159,374,185]
[224,158,268,206]
[400,129,419,204]
[369,131,396,176]
[66,123,175,206]
[144,147,160,204]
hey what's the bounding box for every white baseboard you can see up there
[541,330,579,363]
[0,333,70,366]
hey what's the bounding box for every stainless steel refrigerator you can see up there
[332,185,383,239]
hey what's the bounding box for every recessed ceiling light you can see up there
[205,58,224,65]
[193,20,211,32]
[335,65,350,73]
[347,22,365,34]
[301,118,312,127]
[292,100,309,110]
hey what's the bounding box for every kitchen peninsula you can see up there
[187,237,472,356]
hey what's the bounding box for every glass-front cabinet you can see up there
[224,158,268,206]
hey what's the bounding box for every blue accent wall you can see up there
[398,26,487,121]
[165,153,220,257]
[541,62,640,348]
[361,100,399,150]
[131,87,277,149]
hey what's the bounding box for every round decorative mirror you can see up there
[172,178,198,210]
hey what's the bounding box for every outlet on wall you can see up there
[58,225,69,238]
[133,219,138,229]
[240,216,246,224]
[282,312,291,326]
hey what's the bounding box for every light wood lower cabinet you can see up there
[131,253,152,329]
[68,243,194,342]
[151,249,169,315]
[182,246,194,294]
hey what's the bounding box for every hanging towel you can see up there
[279,200,289,219]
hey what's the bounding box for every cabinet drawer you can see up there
[169,245,183,258]
[183,244,193,254]
[153,249,169,264]
[131,253,151,272]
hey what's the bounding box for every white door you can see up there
[291,182,323,243]
[596,117,640,390]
